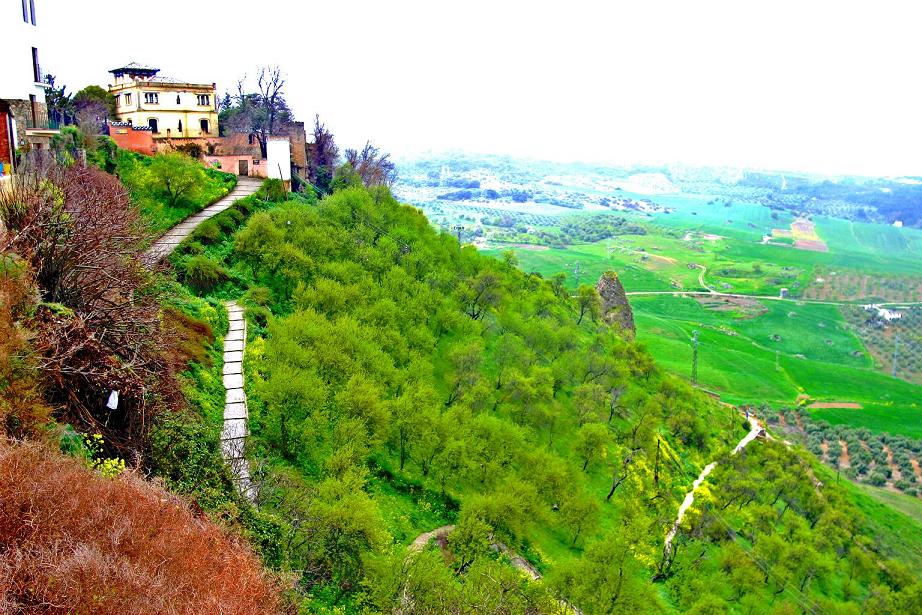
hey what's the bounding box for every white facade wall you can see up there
[0,0,48,101]
[267,138,291,181]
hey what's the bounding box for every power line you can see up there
[892,333,901,378]
[691,330,699,387]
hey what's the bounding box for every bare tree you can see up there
[226,66,292,158]
[307,115,339,194]
[344,142,397,188]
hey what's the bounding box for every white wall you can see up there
[0,0,48,101]
[267,138,291,181]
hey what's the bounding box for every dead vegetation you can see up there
[0,162,179,458]
[0,439,287,614]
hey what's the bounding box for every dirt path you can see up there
[624,289,922,310]
[696,264,714,293]
[663,414,765,559]
[408,525,454,552]
[839,440,851,469]
[144,177,262,263]
[910,458,922,484]
[883,445,902,483]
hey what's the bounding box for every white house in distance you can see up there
[0,0,56,177]
[863,304,902,322]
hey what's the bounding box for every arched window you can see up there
[176,95,181,104]
[178,120,183,133]
[148,118,158,132]
[200,119,209,134]
[247,133,254,145]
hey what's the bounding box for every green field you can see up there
[483,196,922,438]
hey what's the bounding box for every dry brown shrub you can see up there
[0,439,286,614]
[0,163,179,457]
[0,258,52,440]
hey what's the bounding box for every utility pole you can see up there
[691,329,699,386]
[454,225,464,244]
[892,333,901,378]
[572,261,582,287]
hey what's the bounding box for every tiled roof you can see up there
[109,62,159,74]
[149,75,184,84]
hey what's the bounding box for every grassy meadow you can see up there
[482,194,922,438]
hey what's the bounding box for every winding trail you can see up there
[662,414,765,560]
[143,177,262,497]
[145,177,262,263]
[409,524,454,552]
[408,526,541,580]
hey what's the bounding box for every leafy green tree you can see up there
[445,340,483,406]
[458,271,502,320]
[560,492,600,545]
[576,284,602,324]
[145,153,206,207]
[575,422,612,471]
[552,532,662,613]
[574,382,607,425]
[73,84,116,118]
[447,510,492,573]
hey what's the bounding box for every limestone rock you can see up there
[597,271,635,336]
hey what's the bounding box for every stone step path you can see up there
[144,177,263,263]
[221,301,255,500]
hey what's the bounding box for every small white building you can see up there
[880,308,902,322]
[267,136,291,188]
[864,304,902,321]
[894,220,904,228]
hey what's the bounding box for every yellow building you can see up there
[108,63,218,140]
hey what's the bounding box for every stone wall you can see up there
[107,123,156,156]
[5,98,50,149]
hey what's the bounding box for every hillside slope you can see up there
[173,185,922,613]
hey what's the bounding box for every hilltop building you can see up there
[1,0,57,178]
[108,63,219,143]
[105,62,308,183]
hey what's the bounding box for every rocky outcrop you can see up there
[597,271,635,336]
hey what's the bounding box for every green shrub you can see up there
[88,136,119,173]
[182,255,226,292]
[192,220,221,244]
[258,179,287,202]
[149,410,236,511]
[245,305,271,329]
[177,240,205,257]
[238,505,285,569]
[243,286,273,307]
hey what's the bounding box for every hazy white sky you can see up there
[43,0,922,176]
